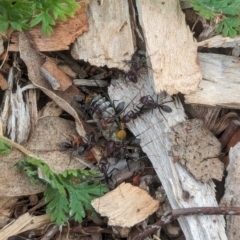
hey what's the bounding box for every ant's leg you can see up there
[67,150,74,169]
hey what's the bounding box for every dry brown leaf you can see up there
[227,128,240,151]
[19,32,85,136]
[0,197,18,228]
[0,117,90,197]
[19,32,102,161]
[91,183,159,228]
[169,119,224,182]
[9,2,88,52]
[38,101,63,118]
[0,73,9,90]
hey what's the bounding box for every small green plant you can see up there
[0,135,108,226]
[189,0,240,38]
[0,0,79,35]
[0,140,11,154]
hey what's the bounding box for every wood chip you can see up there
[198,35,240,48]
[72,0,135,70]
[0,213,51,240]
[41,57,72,91]
[9,2,88,52]
[169,119,224,182]
[185,53,240,109]
[136,0,202,95]
[91,183,159,228]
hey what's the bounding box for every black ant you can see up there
[139,95,172,113]
[98,86,143,131]
[98,157,119,187]
[73,95,104,119]
[59,132,96,167]
[121,109,145,124]
[124,50,148,84]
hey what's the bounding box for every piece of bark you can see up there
[135,0,202,95]
[220,143,240,240]
[185,53,240,109]
[91,183,159,228]
[9,2,88,52]
[108,76,227,240]
[169,119,223,183]
[72,0,135,70]
[41,57,72,91]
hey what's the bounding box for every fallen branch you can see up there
[133,207,240,240]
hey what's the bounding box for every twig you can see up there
[133,207,240,240]
[0,134,39,159]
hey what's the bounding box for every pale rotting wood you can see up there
[185,53,240,109]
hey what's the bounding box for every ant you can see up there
[139,95,172,113]
[72,95,104,119]
[98,156,120,188]
[121,108,145,124]
[99,100,125,130]
[59,132,96,167]
[104,138,141,173]
[124,50,148,84]
[99,86,143,131]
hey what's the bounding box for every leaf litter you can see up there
[0,3,238,240]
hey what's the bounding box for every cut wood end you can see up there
[91,182,159,228]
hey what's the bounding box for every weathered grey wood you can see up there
[108,76,227,240]
[185,53,240,108]
[71,0,227,238]
[73,79,108,87]
[220,143,240,240]
[135,0,202,95]
[198,35,240,48]
[71,0,135,70]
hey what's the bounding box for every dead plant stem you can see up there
[0,135,39,159]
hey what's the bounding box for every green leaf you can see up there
[45,186,69,225]
[216,17,240,37]
[189,0,240,37]
[0,0,80,34]
[0,140,11,154]
[17,156,109,226]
